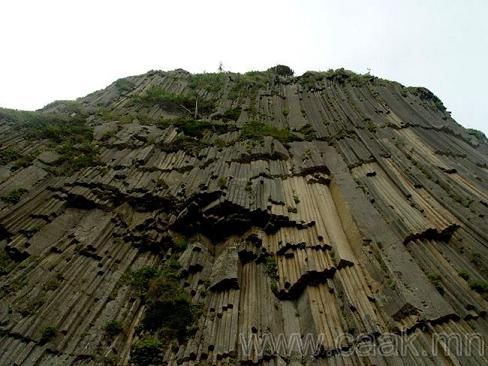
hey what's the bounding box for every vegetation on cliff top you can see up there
[134,86,215,115]
[268,64,294,76]
[0,107,98,173]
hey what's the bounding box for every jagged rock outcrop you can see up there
[0,67,487,365]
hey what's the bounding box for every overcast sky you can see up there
[0,0,486,133]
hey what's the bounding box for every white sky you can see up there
[0,0,486,133]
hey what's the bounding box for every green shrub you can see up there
[19,296,46,316]
[222,107,241,121]
[263,256,279,281]
[130,337,163,366]
[142,292,194,341]
[130,260,198,343]
[386,278,396,290]
[427,273,440,280]
[241,121,296,143]
[299,71,325,87]
[159,134,203,154]
[469,280,488,294]
[104,320,123,337]
[114,78,135,93]
[11,153,35,170]
[0,147,20,165]
[188,73,227,93]
[300,69,375,88]
[10,111,90,144]
[268,65,294,76]
[297,124,316,140]
[159,118,231,138]
[178,120,213,137]
[406,87,446,112]
[364,118,376,132]
[145,273,183,302]
[467,128,486,141]
[229,71,272,98]
[270,281,278,294]
[214,138,226,148]
[217,176,227,189]
[0,109,94,162]
[136,87,186,107]
[458,270,470,281]
[130,261,182,298]
[135,86,214,114]
[1,188,28,205]
[263,256,279,295]
[41,100,84,115]
[130,266,160,296]
[55,142,99,173]
[326,68,375,86]
[43,278,61,291]
[39,326,57,344]
[0,249,13,275]
[165,257,182,271]
[427,273,444,295]
[174,237,188,252]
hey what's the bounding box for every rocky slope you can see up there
[0,66,487,365]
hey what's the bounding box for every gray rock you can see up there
[209,245,239,291]
[37,151,61,165]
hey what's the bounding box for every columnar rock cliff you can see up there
[0,67,487,365]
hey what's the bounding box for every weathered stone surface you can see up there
[0,165,47,196]
[37,150,61,165]
[93,121,118,140]
[208,245,239,291]
[27,208,83,255]
[0,68,486,365]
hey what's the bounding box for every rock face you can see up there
[0,67,487,365]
